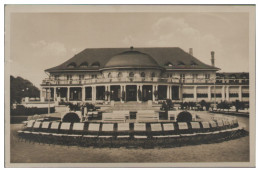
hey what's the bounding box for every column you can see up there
[226,86,229,101]
[221,86,225,101]
[169,85,172,100]
[67,87,70,101]
[193,86,197,102]
[208,86,211,101]
[105,85,108,101]
[82,86,85,101]
[120,85,124,102]
[54,87,57,101]
[137,84,141,102]
[92,86,96,103]
[152,84,156,102]
[40,88,43,98]
[179,86,182,101]
[167,85,170,99]
[108,85,111,102]
[238,86,242,101]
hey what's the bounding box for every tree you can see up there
[161,99,174,112]
[217,101,231,111]
[10,75,40,106]
[234,100,245,112]
[177,111,192,122]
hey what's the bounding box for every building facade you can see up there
[41,47,249,104]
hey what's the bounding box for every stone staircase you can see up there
[107,102,161,111]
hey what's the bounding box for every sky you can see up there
[9,11,250,88]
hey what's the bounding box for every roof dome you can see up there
[104,49,161,69]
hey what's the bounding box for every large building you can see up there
[41,47,249,104]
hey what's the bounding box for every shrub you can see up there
[62,112,80,122]
[11,105,55,116]
[161,99,174,111]
[177,111,192,122]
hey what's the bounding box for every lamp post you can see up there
[46,81,51,115]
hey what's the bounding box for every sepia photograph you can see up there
[4,4,256,167]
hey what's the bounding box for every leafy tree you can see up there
[161,99,174,112]
[10,75,40,106]
[233,100,245,112]
[217,101,231,111]
[177,111,192,122]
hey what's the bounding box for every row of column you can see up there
[192,85,242,101]
[41,84,177,102]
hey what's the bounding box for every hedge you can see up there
[11,105,55,116]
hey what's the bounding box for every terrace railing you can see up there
[41,77,249,86]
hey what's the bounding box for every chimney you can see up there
[189,48,193,55]
[211,51,215,67]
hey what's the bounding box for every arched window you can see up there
[91,62,100,67]
[79,62,88,68]
[118,72,122,78]
[151,72,155,78]
[178,61,185,66]
[164,62,173,67]
[190,61,197,66]
[67,62,76,68]
[129,72,134,77]
[141,72,145,77]
[108,73,112,78]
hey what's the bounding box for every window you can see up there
[141,72,145,77]
[91,74,97,79]
[182,94,193,98]
[54,75,60,80]
[180,74,185,83]
[108,73,112,78]
[229,93,238,97]
[67,75,72,80]
[164,62,173,67]
[192,74,198,79]
[190,61,198,66]
[129,72,134,77]
[205,74,210,79]
[91,62,100,67]
[67,62,76,68]
[151,72,156,78]
[79,75,84,80]
[79,62,88,68]
[178,61,185,65]
[197,93,208,98]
